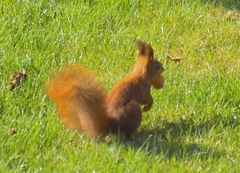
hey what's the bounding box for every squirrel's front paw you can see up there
[143,105,151,112]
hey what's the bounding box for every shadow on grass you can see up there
[200,0,240,10]
[118,116,239,160]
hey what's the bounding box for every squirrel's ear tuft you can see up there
[136,39,145,55]
[136,40,154,59]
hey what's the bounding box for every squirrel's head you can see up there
[134,40,164,89]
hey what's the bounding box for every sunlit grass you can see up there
[0,0,239,172]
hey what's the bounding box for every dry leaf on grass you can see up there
[7,128,17,135]
[167,55,182,63]
[9,70,28,91]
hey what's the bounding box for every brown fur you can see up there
[46,40,164,139]
[106,40,164,138]
[46,65,109,138]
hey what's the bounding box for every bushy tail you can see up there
[46,64,109,138]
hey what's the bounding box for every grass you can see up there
[0,0,239,172]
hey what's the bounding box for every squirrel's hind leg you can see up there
[109,101,142,138]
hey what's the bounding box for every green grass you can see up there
[0,0,239,172]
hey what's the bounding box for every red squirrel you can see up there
[46,40,164,139]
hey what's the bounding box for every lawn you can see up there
[0,0,239,172]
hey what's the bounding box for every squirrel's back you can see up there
[46,65,109,138]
